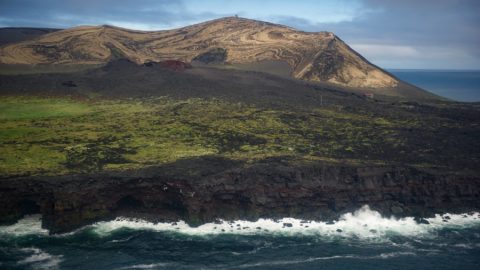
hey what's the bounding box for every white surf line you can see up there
[1,206,479,239]
[88,205,480,238]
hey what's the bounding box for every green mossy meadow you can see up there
[0,96,478,175]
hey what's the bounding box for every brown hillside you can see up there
[0,17,401,90]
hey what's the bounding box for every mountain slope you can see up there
[0,17,400,90]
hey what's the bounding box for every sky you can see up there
[0,0,479,69]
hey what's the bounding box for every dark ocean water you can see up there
[1,206,479,270]
[389,70,480,102]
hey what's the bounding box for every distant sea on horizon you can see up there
[388,69,480,102]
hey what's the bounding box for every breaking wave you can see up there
[1,205,479,239]
[1,206,480,270]
[0,214,48,237]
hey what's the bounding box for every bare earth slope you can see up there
[0,17,401,91]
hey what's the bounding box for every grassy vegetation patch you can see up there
[0,96,477,175]
[0,97,91,120]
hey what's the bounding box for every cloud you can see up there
[350,44,477,69]
[0,0,227,29]
[351,44,419,58]
[0,0,370,29]
[271,0,480,69]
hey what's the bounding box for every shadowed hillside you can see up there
[0,27,60,46]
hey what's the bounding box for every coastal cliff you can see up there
[1,157,478,233]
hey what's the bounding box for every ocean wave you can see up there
[234,251,417,268]
[234,255,358,268]
[17,247,63,270]
[1,206,479,239]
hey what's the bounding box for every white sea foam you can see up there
[0,214,48,236]
[117,263,171,269]
[377,251,416,259]
[1,206,479,239]
[88,205,480,239]
[17,247,63,270]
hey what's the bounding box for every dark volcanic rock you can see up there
[192,48,227,64]
[61,80,77,87]
[415,217,430,225]
[159,60,192,71]
[0,157,479,234]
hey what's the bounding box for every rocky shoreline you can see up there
[1,157,478,234]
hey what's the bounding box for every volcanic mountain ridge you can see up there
[0,17,400,90]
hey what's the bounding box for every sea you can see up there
[1,206,479,270]
[389,69,480,102]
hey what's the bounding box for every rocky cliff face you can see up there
[0,17,398,89]
[1,157,478,233]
